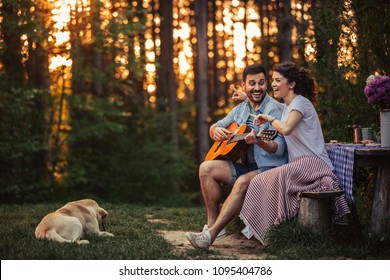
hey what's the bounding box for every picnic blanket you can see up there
[240,155,350,245]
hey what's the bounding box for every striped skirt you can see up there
[239,155,350,245]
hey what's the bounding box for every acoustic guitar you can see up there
[205,123,278,162]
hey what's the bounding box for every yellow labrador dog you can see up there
[35,199,114,245]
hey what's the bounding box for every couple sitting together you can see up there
[185,61,350,249]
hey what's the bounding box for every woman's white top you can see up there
[281,95,333,169]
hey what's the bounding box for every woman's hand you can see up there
[253,114,272,126]
[231,85,247,101]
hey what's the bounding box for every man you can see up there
[185,64,288,249]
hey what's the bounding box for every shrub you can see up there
[0,87,52,202]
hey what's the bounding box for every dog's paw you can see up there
[76,239,90,245]
[99,231,114,237]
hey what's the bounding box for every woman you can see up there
[239,61,350,245]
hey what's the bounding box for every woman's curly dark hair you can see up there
[273,61,317,105]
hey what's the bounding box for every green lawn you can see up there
[0,202,389,260]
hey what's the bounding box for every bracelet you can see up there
[268,116,276,123]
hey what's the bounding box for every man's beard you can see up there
[249,90,265,104]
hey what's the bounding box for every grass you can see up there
[0,202,221,260]
[0,202,389,260]
[265,220,390,259]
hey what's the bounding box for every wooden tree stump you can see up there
[371,164,390,236]
[298,190,344,234]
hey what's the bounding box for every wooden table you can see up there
[354,147,390,236]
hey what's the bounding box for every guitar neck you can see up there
[228,129,278,143]
[229,132,250,143]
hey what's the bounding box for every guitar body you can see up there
[205,123,250,162]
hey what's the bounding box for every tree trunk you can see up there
[1,0,24,84]
[311,0,342,99]
[194,0,210,164]
[276,0,292,62]
[156,0,179,147]
[258,0,270,69]
[90,0,105,97]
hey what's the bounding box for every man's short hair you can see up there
[242,64,267,82]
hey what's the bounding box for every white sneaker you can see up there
[185,230,211,249]
[203,224,228,241]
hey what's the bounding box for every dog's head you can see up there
[98,208,108,224]
[98,207,109,231]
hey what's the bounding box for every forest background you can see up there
[0,0,389,206]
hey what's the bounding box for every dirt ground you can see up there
[158,230,269,259]
[146,215,269,259]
